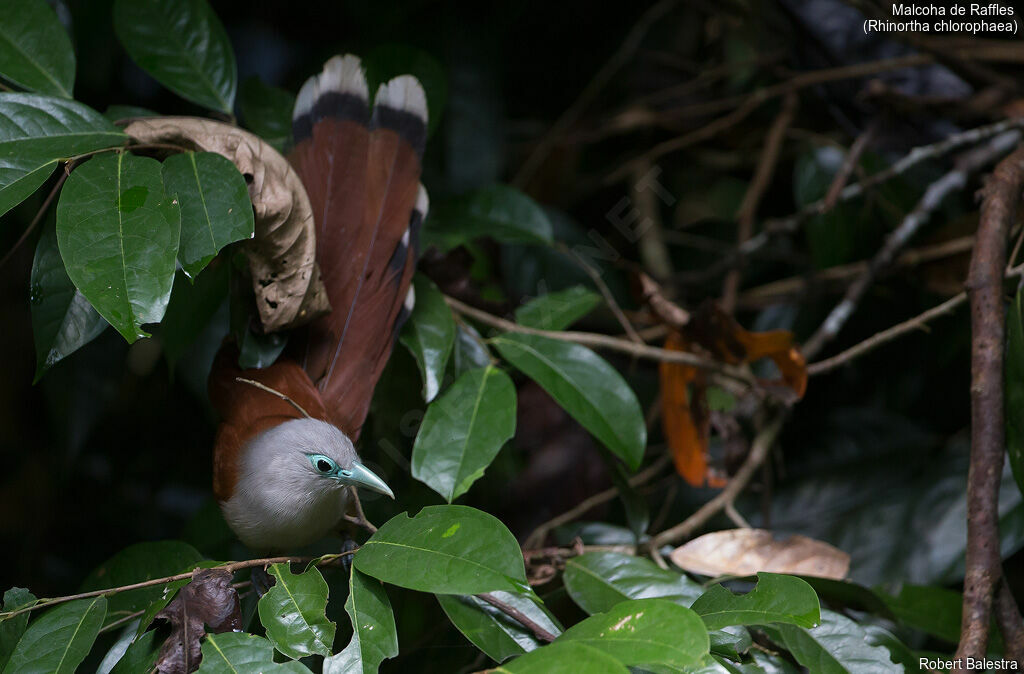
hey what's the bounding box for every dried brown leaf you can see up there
[123,117,330,332]
[154,567,241,674]
[669,529,850,579]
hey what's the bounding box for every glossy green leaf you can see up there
[161,151,253,278]
[108,628,159,674]
[492,642,629,674]
[79,541,203,624]
[772,610,899,674]
[708,625,752,660]
[452,322,492,377]
[104,105,158,122]
[692,573,820,630]
[515,285,602,331]
[399,275,456,402]
[795,577,893,619]
[323,569,398,674]
[238,77,294,153]
[878,584,961,644]
[557,598,709,670]
[196,632,312,673]
[0,588,36,670]
[30,219,107,381]
[412,365,517,502]
[437,590,562,663]
[56,152,180,343]
[258,563,336,659]
[0,0,75,97]
[160,263,228,369]
[112,0,237,113]
[354,505,529,595]
[364,44,446,137]
[4,597,106,674]
[0,93,125,218]
[427,184,553,251]
[563,552,704,615]
[492,333,646,469]
[1006,287,1024,497]
[96,619,140,674]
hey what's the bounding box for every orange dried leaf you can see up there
[660,331,711,486]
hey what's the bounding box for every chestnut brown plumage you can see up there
[207,55,426,551]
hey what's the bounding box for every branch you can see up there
[648,413,785,549]
[803,129,1021,360]
[0,552,357,622]
[721,91,798,314]
[444,295,757,389]
[476,593,557,643]
[0,166,70,270]
[995,578,1024,665]
[513,0,679,187]
[559,243,643,343]
[523,455,672,550]
[956,143,1024,661]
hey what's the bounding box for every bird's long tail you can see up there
[288,55,428,438]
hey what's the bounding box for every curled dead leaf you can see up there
[154,567,241,674]
[669,529,850,580]
[123,117,330,332]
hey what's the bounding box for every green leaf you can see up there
[56,152,181,343]
[160,263,228,369]
[112,0,236,113]
[556,598,709,670]
[258,563,336,659]
[562,552,704,615]
[323,569,398,674]
[1006,287,1024,497]
[438,590,562,663]
[602,455,648,541]
[79,541,203,624]
[4,597,106,674]
[399,275,456,402]
[492,333,646,469]
[878,584,962,644]
[363,44,446,138]
[452,322,492,377]
[771,610,899,674]
[692,573,820,631]
[515,285,602,331]
[161,151,254,278]
[197,632,312,673]
[108,628,159,674]
[104,105,159,123]
[238,77,294,153]
[412,365,517,502]
[0,93,125,218]
[0,0,75,97]
[30,219,107,381]
[708,625,753,660]
[0,588,36,670]
[492,642,629,673]
[354,505,529,595]
[426,184,554,251]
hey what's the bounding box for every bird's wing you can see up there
[288,55,428,438]
[207,346,329,501]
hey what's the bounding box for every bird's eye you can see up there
[309,454,337,474]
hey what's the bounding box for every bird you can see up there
[206,55,428,552]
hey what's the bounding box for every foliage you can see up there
[1,0,1022,672]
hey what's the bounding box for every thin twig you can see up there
[721,91,798,314]
[823,121,879,211]
[956,144,1024,661]
[560,243,643,343]
[648,414,784,549]
[346,487,378,534]
[523,455,671,550]
[803,130,1020,360]
[475,593,557,643]
[444,295,756,388]
[0,553,357,622]
[234,378,312,419]
[513,0,680,187]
